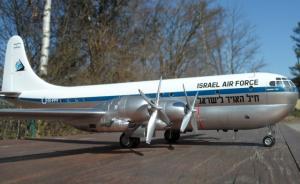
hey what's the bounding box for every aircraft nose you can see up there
[286,91,298,113]
[291,91,299,106]
[288,85,299,102]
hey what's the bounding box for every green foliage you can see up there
[290,64,300,87]
[290,22,300,87]
[290,109,300,117]
[291,22,300,49]
[35,121,85,137]
[292,22,300,64]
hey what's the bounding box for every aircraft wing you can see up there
[0,108,106,121]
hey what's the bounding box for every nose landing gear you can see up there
[263,125,276,147]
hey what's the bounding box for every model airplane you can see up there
[0,36,298,148]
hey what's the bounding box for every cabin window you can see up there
[276,77,281,80]
[283,81,290,87]
[282,78,287,80]
[276,81,283,87]
[269,81,275,86]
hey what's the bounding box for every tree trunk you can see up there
[40,0,51,76]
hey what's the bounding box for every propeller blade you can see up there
[139,77,172,144]
[182,84,191,108]
[191,92,199,132]
[155,77,162,105]
[191,91,199,109]
[191,115,198,132]
[146,110,158,144]
[138,89,156,107]
[180,89,199,132]
[180,111,192,132]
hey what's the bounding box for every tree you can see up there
[290,22,300,87]
[47,0,138,85]
[290,64,300,87]
[201,5,264,75]
[291,22,300,64]
[40,0,52,76]
[130,0,224,78]
[0,0,44,72]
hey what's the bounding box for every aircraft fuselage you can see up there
[7,73,298,132]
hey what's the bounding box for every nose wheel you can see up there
[263,135,275,147]
[263,125,276,147]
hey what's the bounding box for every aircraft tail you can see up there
[2,35,55,92]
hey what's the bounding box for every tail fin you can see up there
[2,36,54,92]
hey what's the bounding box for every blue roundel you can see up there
[173,102,185,107]
[15,60,24,71]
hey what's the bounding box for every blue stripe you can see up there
[19,86,297,104]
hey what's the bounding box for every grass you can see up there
[290,109,300,117]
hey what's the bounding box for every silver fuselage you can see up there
[7,79,298,132]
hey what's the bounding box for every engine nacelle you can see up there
[110,96,187,124]
[164,100,186,123]
[111,96,150,122]
[70,96,188,132]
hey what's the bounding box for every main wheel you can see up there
[164,129,180,143]
[120,133,140,148]
[132,137,140,147]
[263,135,275,147]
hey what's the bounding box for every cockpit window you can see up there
[269,81,275,86]
[276,81,283,87]
[289,81,296,87]
[283,81,290,87]
[270,78,296,90]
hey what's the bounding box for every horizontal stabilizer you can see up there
[0,92,21,98]
[0,108,106,121]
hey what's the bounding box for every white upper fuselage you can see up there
[20,72,280,100]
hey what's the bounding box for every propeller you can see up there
[180,84,199,133]
[138,77,171,144]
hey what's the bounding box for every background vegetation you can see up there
[290,22,300,87]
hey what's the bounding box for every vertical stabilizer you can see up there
[2,36,55,92]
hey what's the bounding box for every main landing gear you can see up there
[164,129,180,143]
[119,123,142,148]
[120,129,181,148]
[263,125,276,147]
[119,132,141,148]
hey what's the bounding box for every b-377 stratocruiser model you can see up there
[0,36,298,148]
